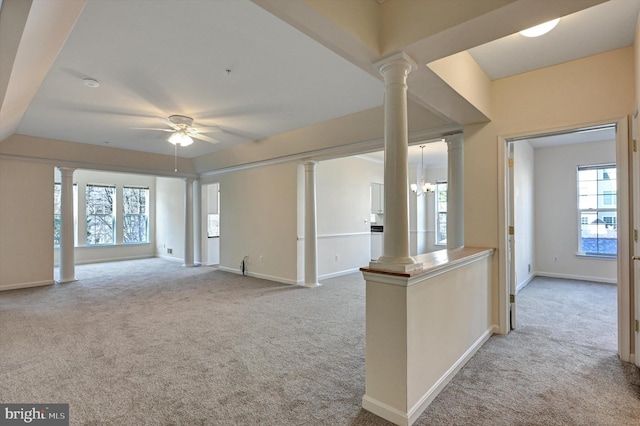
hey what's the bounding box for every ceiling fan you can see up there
[137,115,222,146]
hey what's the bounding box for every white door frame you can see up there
[497,117,633,362]
[506,141,517,330]
[631,109,639,367]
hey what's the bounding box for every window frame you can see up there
[123,186,150,244]
[85,184,116,246]
[434,180,447,246]
[577,163,617,257]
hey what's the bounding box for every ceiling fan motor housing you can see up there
[169,115,194,128]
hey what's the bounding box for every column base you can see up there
[56,278,77,284]
[302,282,322,288]
[369,258,423,274]
[182,262,200,267]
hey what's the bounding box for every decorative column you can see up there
[447,136,464,249]
[184,177,195,267]
[58,167,76,283]
[193,179,202,266]
[371,52,421,273]
[304,161,320,287]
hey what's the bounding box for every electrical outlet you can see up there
[167,248,172,254]
[335,254,339,261]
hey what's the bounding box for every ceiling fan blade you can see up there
[158,117,180,130]
[194,125,223,134]
[131,127,174,132]
[192,133,219,144]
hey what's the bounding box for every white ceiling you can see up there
[523,126,616,149]
[15,0,383,158]
[360,139,449,167]
[469,0,640,80]
[5,0,639,164]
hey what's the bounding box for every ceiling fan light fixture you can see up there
[168,131,193,147]
[519,18,560,38]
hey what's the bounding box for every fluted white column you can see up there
[58,167,76,283]
[193,179,202,266]
[371,52,421,272]
[447,136,464,249]
[184,177,195,267]
[304,161,320,287]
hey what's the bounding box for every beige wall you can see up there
[315,156,382,277]
[534,140,617,283]
[155,177,186,262]
[0,134,194,175]
[206,162,299,284]
[514,140,534,289]
[0,159,54,289]
[464,46,635,325]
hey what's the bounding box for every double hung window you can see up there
[435,181,447,246]
[577,164,617,256]
[86,184,115,245]
[123,186,149,243]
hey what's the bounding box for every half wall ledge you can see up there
[360,246,496,426]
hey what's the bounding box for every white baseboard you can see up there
[362,396,411,426]
[318,268,361,280]
[535,271,616,285]
[217,266,297,285]
[155,255,184,263]
[74,254,155,265]
[0,280,54,292]
[363,326,495,426]
[516,274,535,293]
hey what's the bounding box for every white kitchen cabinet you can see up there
[371,183,384,214]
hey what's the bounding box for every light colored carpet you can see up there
[0,260,638,425]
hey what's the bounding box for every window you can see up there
[207,187,220,237]
[207,214,219,237]
[123,186,149,243]
[86,184,115,245]
[577,164,616,256]
[54,183,62,247]
[435,181,447,245]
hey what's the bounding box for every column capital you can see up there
[373,52,418,77]
[303,160,317,170]
[57,166,76,175]
[185,176,195,184]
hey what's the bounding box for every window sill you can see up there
[576,253,616,260]
[55,243,151,249]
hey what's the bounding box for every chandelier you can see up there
[410,145,435,195]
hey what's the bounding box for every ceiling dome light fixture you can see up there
[519,18,560,38]
[167,131,193,147]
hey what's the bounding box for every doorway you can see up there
[201,182,220,266]
[499,118,633,362]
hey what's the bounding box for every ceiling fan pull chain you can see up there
[174,143,178,173]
